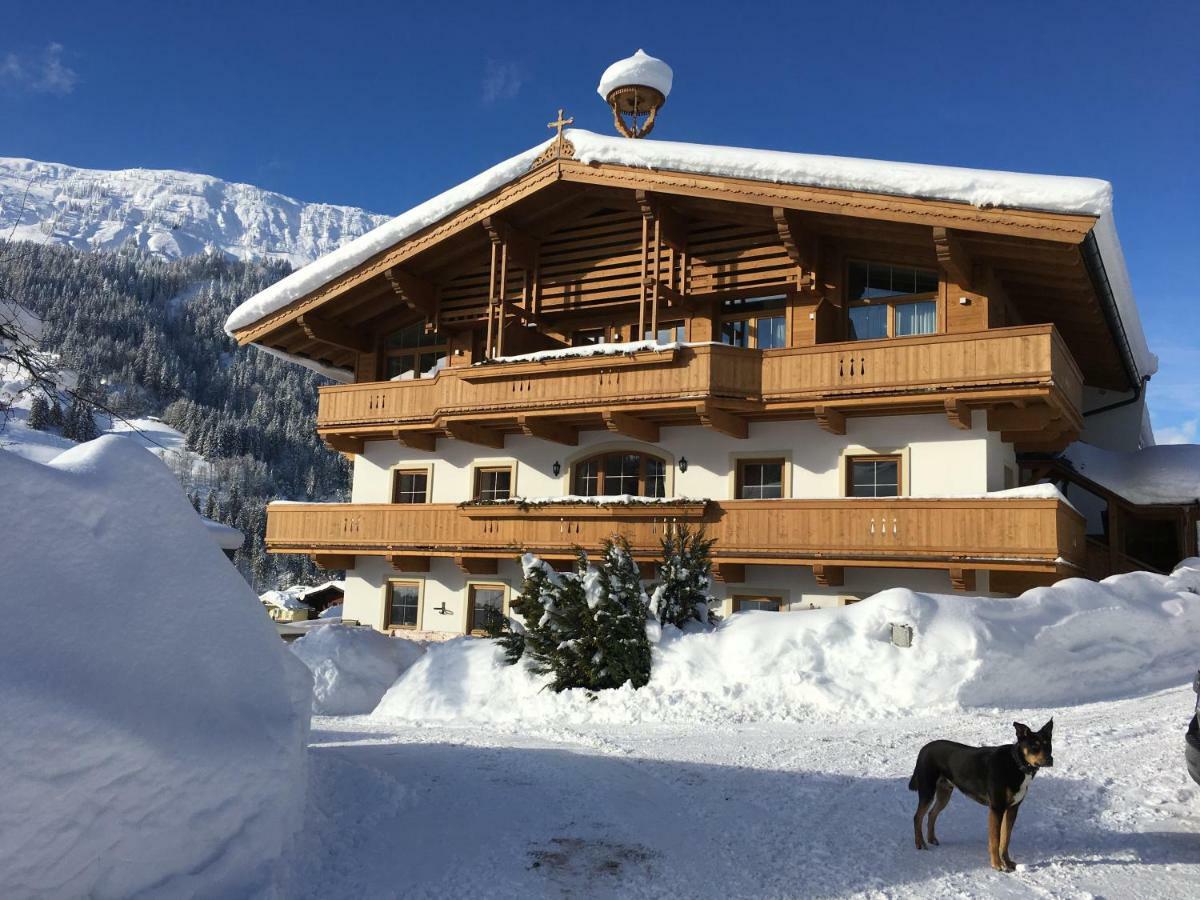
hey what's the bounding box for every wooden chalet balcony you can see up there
[316,324,1084,451]
[265,496,1086,580]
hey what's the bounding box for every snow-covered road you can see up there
[293,685,1199,898]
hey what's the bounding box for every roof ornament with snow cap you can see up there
[598,49,672,138]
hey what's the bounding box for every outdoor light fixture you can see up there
[552,460,561,477]
[598,50,673,139]
[679,457,688,473]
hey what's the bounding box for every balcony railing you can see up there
[315,325,1084,444]
[266,496,1085,575]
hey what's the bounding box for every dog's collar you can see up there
[1011,745,1038,775]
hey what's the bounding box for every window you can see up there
[720,294,788,350]
[385,321,447,380]
[571,328,607,347]
[387,581,421,629]
[736,459,784,499]
[467,584,506,635]
[392,469,429,504]
[474,467,513,502]
[571,451,668,498]
[845,262,938,341]
[847,455,901,498]
[643,321,685,343]
[732,595,781,613]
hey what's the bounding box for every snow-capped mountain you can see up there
[0,156,389,267]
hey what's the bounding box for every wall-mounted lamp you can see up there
[958,296,971,305]
[552,460,561,477]
[679,457,688,473]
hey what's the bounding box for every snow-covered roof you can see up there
[1065,442,1200,506]
[201,516,244,551]
[224,129,1155,381]
[597,50,674,99]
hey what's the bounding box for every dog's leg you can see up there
[926,780,953,846]
[913,795,933,850]
[988,807,1005,871]
[999,802,1020,871]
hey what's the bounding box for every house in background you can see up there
[225,52,1172,638]
[259,581,345,622]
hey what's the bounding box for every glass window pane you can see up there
[739,461,783,499]
[572,459,600,496]
[866,264,892,298]
[477,469,511,502]
[895,301,936,337]
[645,457,666,498]
[386,354,416,380]
[605,453,641,495]
[419,351,447,377]
[890,266,916,296]
[850,459,900,498]
[470,587,505,632]
[721,319,750,348]
[389,584,419,627]
[644,322,684,343]
[915,269,939,294]
[848,305,888,341]
[572,329,605,347]
[393,472,427,504]
[847,262,869,302]
[756,316,786,349]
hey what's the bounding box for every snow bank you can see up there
[372,563,1200,726]
[224,129,1153,380]
[1066,440,1200,504]
[291,626,425,715]
[0,436,312,898]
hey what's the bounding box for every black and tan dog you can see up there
[908,720,1054,871]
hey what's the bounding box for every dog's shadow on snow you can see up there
[296,737,1199,899]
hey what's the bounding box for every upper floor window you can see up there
[572,451,667,498]
[846,262,938,341]
[644,321,685,343]
[385,321,447,380]
[846,455,901,498]
[474,466,512,502]
[720,294,787,350]
[392,469,429,504]
[571,328,607,347]
[736,458,785,499]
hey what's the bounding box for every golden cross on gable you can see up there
[547,108,574,151]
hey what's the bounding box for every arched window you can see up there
[571,451,667,498]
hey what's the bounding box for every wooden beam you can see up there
[297,314,373,354]
[812,564,844,587]
[385,267,437,320]
[313,554,354,570]
[393,429,437,452]
[634,190,688,252]
[481,216,540,271]
[454,555,499,575]
[443,421,506,449]
[950,568,977,592]
[387,555,430,572]
[517,415,578,446]
[814,405,846,435]
[603,411,659,443]
[322,434,363,454]
[696,403,748,439]
[933,227,973,290]
[712,562,745,584]
[987,405,1055,432]
[944,399,972,430]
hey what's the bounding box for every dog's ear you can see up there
[1041,718,1054,736]
[1014,721,1032,739]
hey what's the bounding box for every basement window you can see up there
[467,584,506,635]
[386,581,421,630]
[732,595,782,612]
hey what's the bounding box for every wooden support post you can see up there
[945,399,973,430]
[603,411,659,443]
[517,415,579,446]
[313,554,354,570]
[485,241,497,359]
[712,562,746,584]
[497,242,508,357]
[454,556,499,575]
[933,227,973,291]
[950,568,977,592]
[814,405,846,435]
[393,429,437,452]
[388,555,430,572]
[812,564,844,587]
[696,403,748,439]
[443,421,505,449]
[297,314,372,354]
[638,214,649,337]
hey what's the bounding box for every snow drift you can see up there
[291,625,425,715]
[0,436,312,898]
[372,563,1200,726]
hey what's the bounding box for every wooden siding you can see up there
[265,497,1086,574]
[315,324,1082,438]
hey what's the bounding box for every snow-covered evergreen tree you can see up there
[26,393,51,431]
[651,526,719,628]
[584,536,652,689]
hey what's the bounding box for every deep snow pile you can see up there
[372,563,1200,726]
[0,436,312,898]
[291,625,425,715]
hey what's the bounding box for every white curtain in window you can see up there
[896,301,936,336]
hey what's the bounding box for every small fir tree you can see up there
[26,393,51,431]
[583,536,652,689]
[48,396,65,428]
[651,526,718,628]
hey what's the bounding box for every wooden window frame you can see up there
[643,319,686,343]
[731,594,783,613]
[844,259,939,341]
[734,457,786,500]
[465,582,509,635]
[844,454,904,499]
[384,579,424,631]
[717,290,791,350]
[473,465,514,502]
[391,466,432,504]
[571,450,669,498]
[383,320,449,380]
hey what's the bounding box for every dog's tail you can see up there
[907,772,917,791]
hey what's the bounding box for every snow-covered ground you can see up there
[298,685,1198,898]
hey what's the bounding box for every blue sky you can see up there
[4,0,1197,439]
